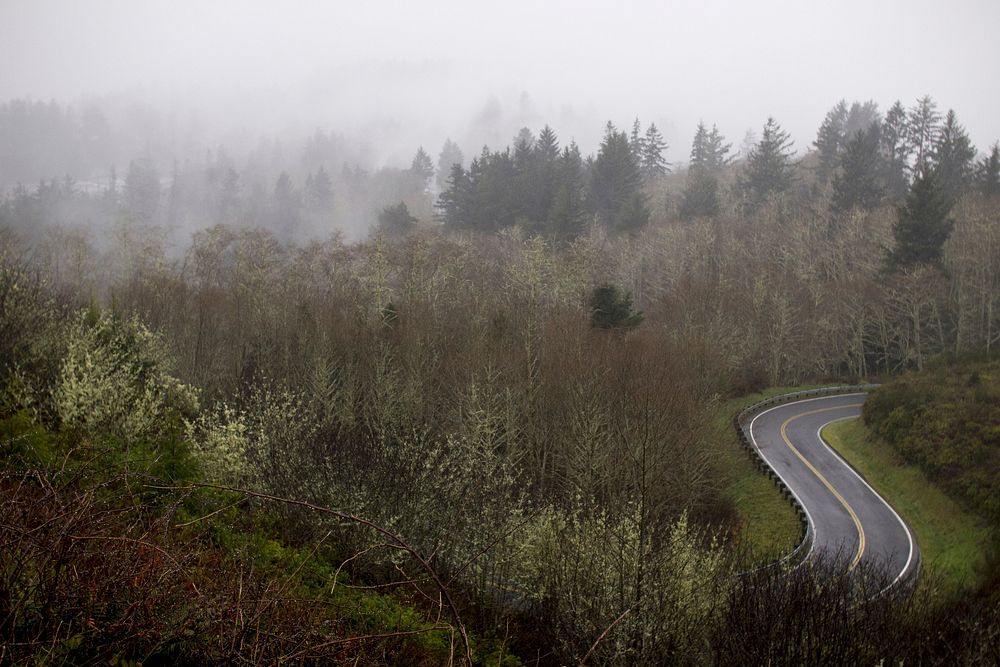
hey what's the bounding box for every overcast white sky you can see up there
[1,0,998,165]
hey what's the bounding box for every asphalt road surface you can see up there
[749,393,918,593]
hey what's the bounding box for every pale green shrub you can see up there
[52,311,198,444]
[520,504,729,665]
[184,403,252,485]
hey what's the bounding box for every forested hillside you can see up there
[3,90,1000,664]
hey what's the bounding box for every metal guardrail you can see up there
[733,385,879,570]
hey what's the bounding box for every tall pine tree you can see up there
[435,163,472,230]
[640,123,670,180]
[548,141,588,243]
[932,109,976,202]
[739,117,795,211]
[831,123,883,214]
[591,122,647,233]
[907,95,940,175]
[629,117,644,164]
[886,168,954,272]
[977,142,1000,197]
[880,100,912,201]
[680,121,730,220]
[436,139,464,193]
[813,100,848,186]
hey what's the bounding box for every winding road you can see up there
[749,392,918,592]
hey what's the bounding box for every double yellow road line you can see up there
[779,405,865,571]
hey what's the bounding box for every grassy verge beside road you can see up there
[823,417,991,596]
[712,386,826,564]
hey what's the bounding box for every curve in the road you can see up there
[748,393,918,595]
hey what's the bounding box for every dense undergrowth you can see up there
[864,357,1000,523]
[3,203,1000,662]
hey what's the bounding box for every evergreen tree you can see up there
[739,117,796,211]
[844,100,880,138]
[886,168,954,272]
[410,147,434,189]
[304,166,333,212]
[590,284,643,329]
[678,121,731,220]
[590,122,646,232]
[907,95,940,175]
[513,128,536,166]
[629,117,645,164]
[436,138,464,193]
[689,122,712,170]
[640,123,670,180]
[510,128,539,224]
[932,109,976,201]
[679,169,720,220]
[530,125,561,224]
[705,124,732,172]
[831,123,884,214]
[880,100,912,201]
[436,163,472,230]
[474,147,518,232]
[377,201,418,237]
[272,172,301,240]
[548,142,588,243]
[976,142,1000,197]
[813,100,848,185]
[536,125,560,163]
[617,192,651,235]
[680,121,730,220]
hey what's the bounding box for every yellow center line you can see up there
[779,404,866,571]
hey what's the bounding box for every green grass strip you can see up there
[714,386,827,563]
[822,418,992,597]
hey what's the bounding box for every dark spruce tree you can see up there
[907,95,941,174]
[831,123,884,215]
[410,146,435,190]
[844,100,880,139]
[536,125,560,163]
[679,170,720,220]
[476,147,519,232]
[527,125,561,226]
[511,127,539,226]
[880,101,912,201]
[640,123,670,180]
[885,168,954,272]
[548,142,587,243]
[977,142,1000,197]
[688,122,712,168]
[705,124,733,172]
[589,283,644,330]
[680,122,731,220]
[739,117,796,211]
[617,191,651,235]
[435,163,472,230]
[813,100,848,186]
[932,109,976,202]
[435,138,464,193]
[590,122,647,233]
[629,117,645,164]
[304,166,333,213]
[377,201,418,237]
